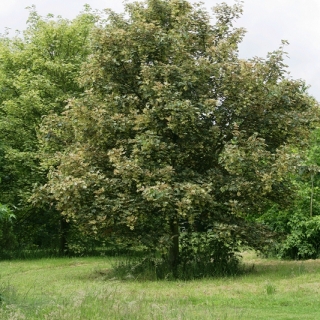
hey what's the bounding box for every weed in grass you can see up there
[265,282,276,295]
[0,306,26,320]
[0,281,18,305]
[298,263,306,275]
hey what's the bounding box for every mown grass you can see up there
[1,252,320,319]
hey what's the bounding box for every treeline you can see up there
[0,0,319,273]
[0,5,99,256]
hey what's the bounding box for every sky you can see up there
[0,0,319,100]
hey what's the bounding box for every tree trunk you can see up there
[169,219,179,277]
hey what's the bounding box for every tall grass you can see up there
[106,254,245,281]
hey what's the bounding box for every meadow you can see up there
[1,252,320,319]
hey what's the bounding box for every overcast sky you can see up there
[1,0,319,100]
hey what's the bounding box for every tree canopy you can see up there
[30,0,319,271]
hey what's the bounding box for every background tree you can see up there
[261,128,320,259]
[36,0,318,274]
[0,6,98,254]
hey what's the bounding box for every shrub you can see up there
[277,214,320,259]
[0,204,17,255]
[106,231,242,281]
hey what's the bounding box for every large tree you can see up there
[37,0,318,270]
[0,6,98,252]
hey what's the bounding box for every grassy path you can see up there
[1,253,320,319]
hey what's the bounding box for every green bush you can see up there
[277,214,320,259]
[179,231,241,278]
[261,207,320,259]
[0,204,17,255]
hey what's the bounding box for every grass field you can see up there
[1,251,320,319]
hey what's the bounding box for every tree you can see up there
[0,6,98,253]
[260,129,320,259]
[36,0,319,273]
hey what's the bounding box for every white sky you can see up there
[0,0,319,100]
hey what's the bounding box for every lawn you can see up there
[1,252,320,319]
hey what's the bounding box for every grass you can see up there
[1,252,320,319]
